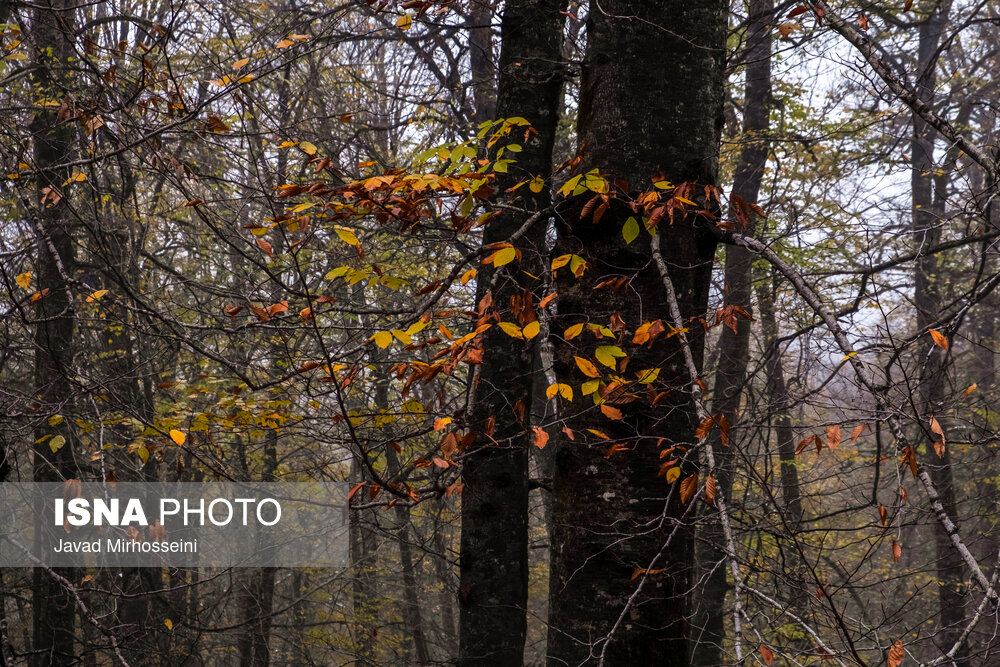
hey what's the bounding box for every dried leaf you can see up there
[759,644,775,666]
[826,424,841,450]
[888,639,904,667]
[531,426,549,449]
[892,540,902,563]
[704,474,716,506]
[679,474,698,504]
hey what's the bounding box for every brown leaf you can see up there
[857,13,869,30]
[929,328,948,350]
[826,424,841,450]
[851,423,867,442]
[759,644,775,666]
[441,432,458,458]
[562,425,575,441]
[903,0,913,10]
[695,415,715,441]
[679,474,698,504]
[892,540,902,563]
[704,474,716,506]
[795,435,815,455]
[787,4,809,17]
[256,238,274,258]
[929,415,946,457]
[888,639,904,667]
[348,482,366,504]
[879,504,887,527]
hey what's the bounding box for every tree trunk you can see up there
[910,1,966,660]
[29,2,79,664]
[547,1,726,663]
[458,2,566,665]
[691,1,773,661]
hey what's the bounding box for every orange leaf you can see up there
[892,540,902,563]
[704,474,716,506]
[574,356,600,378]
[531,426,549,449]
[759,644,775,666]
[679,474,698,504]
[888,639,904,667]
[929,328,948,350]
[879,504,887,527]
[600,404,623,420]
[826,424,841,450]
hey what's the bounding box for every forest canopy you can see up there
[1,0,999,665]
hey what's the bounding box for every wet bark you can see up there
[546,1,726,663]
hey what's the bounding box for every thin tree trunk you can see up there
[910,1,966,660]
[691,1,773,661]
[458,2,566,664]
[547,1,726,663]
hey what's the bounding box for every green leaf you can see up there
[623,217,639,244]
[595,345,626,369]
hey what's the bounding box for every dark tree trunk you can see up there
[546,1,726,664]
[909,1,967,660]
[458,1,567,665]
[691,0,773,661]
[468,0,496,121]
[28,2,79,664]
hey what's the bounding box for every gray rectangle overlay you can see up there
[0,482,349,568]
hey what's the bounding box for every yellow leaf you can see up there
[276,39,294,49]
[551,254,572,270]
[529,177,545,193]
[546,383,573,401]
[164,619,173,631]
[373,331,393,349]
[498,322,523,339]
[48,414,64,426]
[522,320,540,339]
[169,430,186,446]
[299,141,317,156]
[49,435,66,453]
[15,272,31,290]
[461,269,477,284]
[492,247,517,267]
[564,323,584,340]
[334,226,359,246]
[666,467,681,483]
[396,14,413,30]
[636,368,660,384]
[86,289,109,302]
[581,380,600,395]
[574,356,600,378]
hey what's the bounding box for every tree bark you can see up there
[29,2,79,664]
[909,1,967,661]
[546,1,726,663]
[458,2,566,665]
